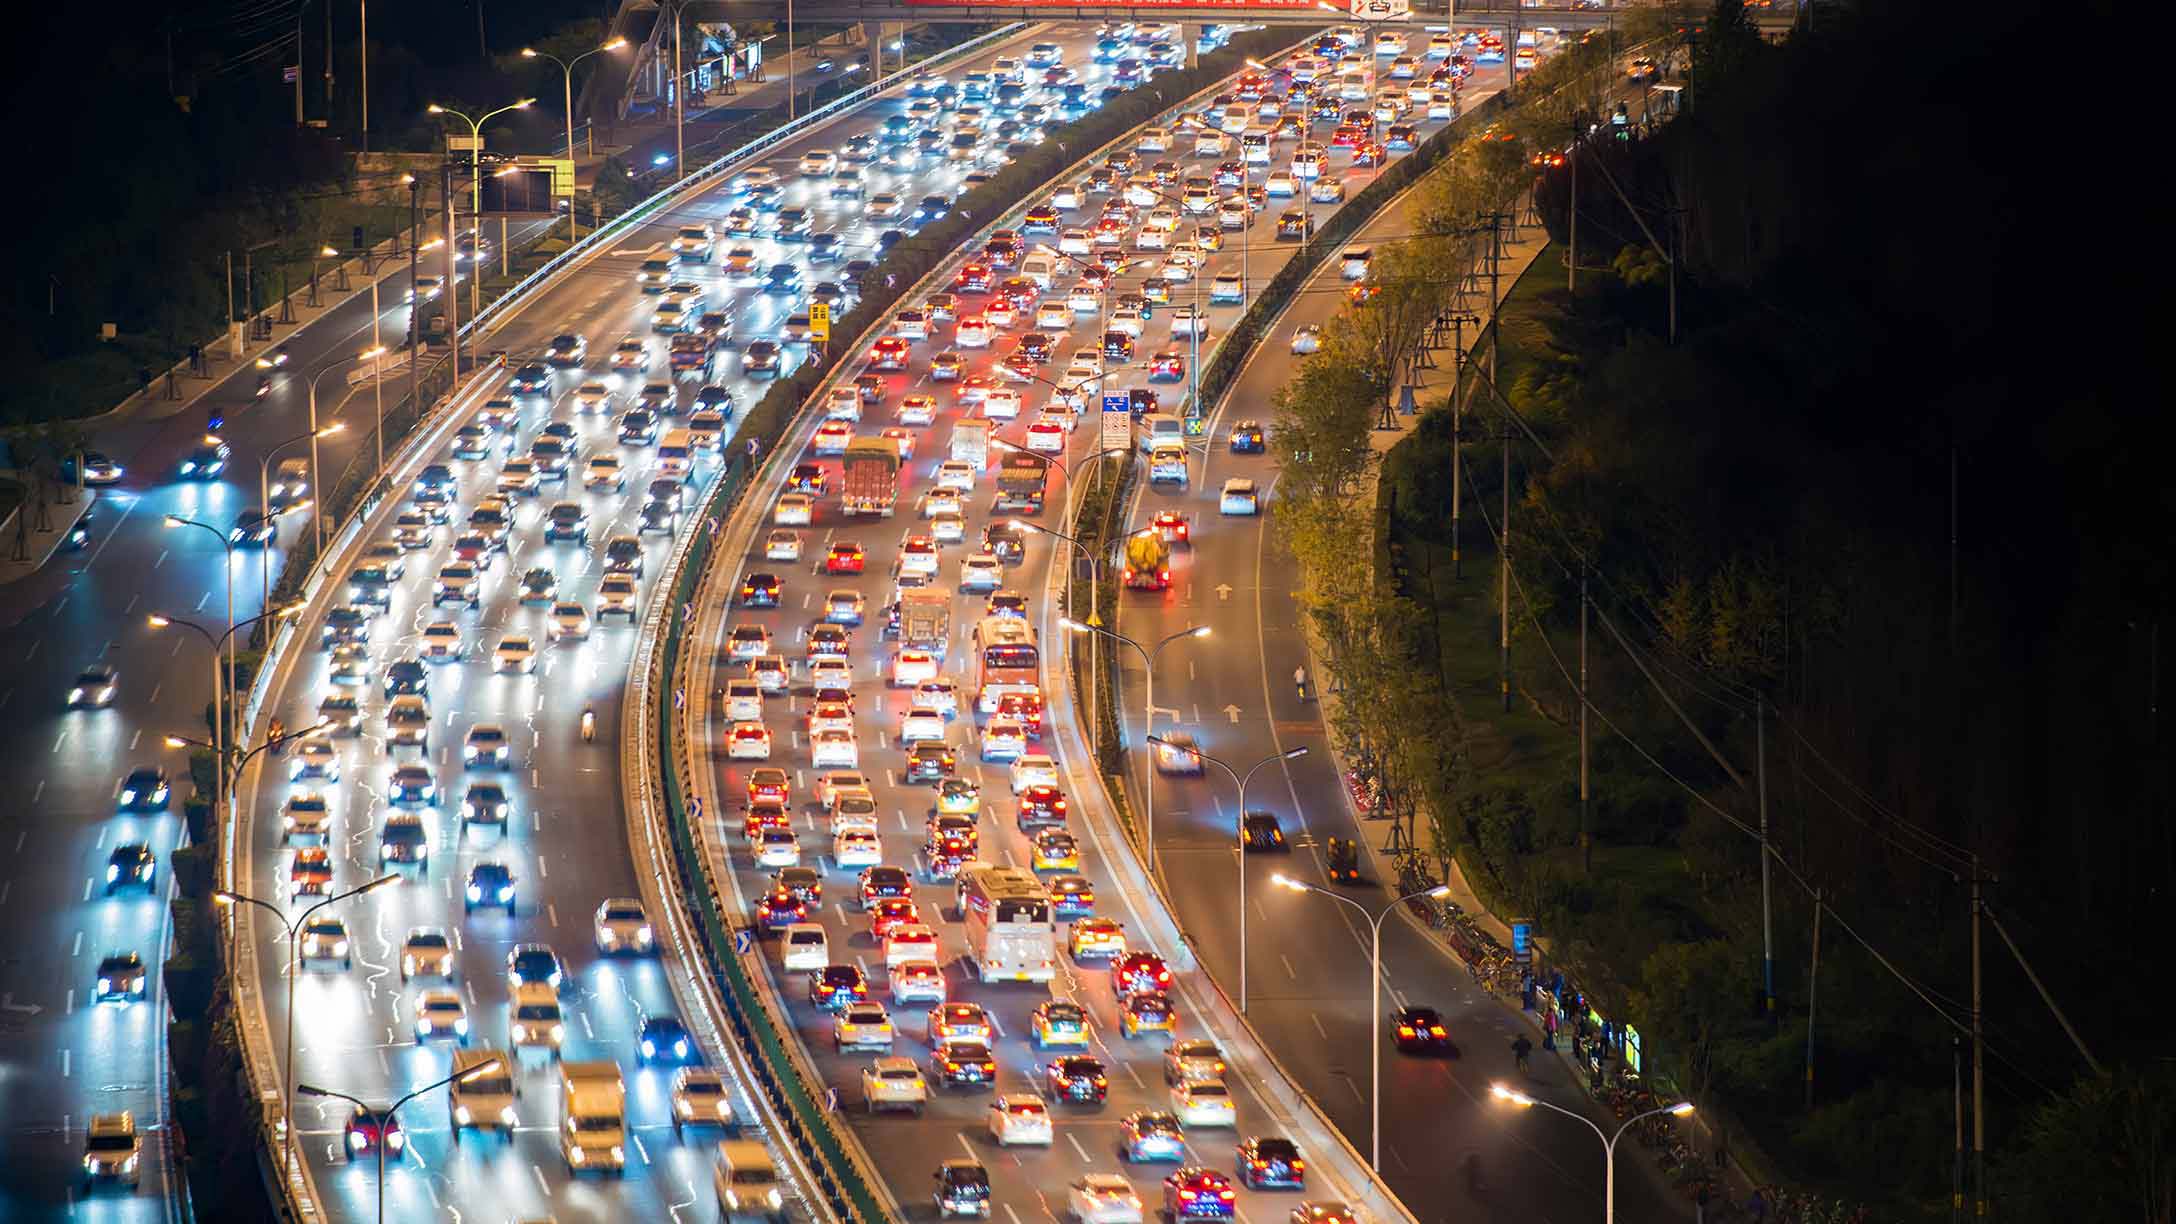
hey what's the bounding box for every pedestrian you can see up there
[1589,1060,1604,1094]
[1696,1182,1712,1224]
[1510,1035,1532,1073]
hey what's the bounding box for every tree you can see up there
[1346,238,1460,405]
[2001,1064,2176,1224]
[1268,324,1379,505]
[1631,938,1747,1099]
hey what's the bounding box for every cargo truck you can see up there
[951,418,992,471]
[899,587,953,658]
[559,1060,627,1175]
[992,450,1048,513]
[1122,529,1172,590]
[841,436,902,516]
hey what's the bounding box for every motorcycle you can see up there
[581,707,597,742]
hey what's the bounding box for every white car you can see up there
[983,390,1022,421]
[861,1057,929,1114]
[782,923,829,972]
[883,923,938,970]
[898,396,937,426]
[1067,287,1100,315]
[727,721,773,760]
[936,461,978,492]
[833,829,882,868]
[867,193,904,218]
[1069,1175,1146,1224]
[1135,126,1168,153]
[1170,305,1207,338]
[890,959,946,1004]
[809,658,853,690]
[892,648,940,688]
[1311,174,1347,203]
[774,493,815,525]
[987,1094,1054,1147]
[1264,170,1297,197]
[594,898,654,954]
[754,827,801,868]
[1108,309,1146,338]
[899,707,947,744]
[979,716,1026,762]
[1059,229,1093,256]
[834,1001,895,1052]
[930,511,966,544]
[919,487,965,519]
[1133,226,1168,252]
[811,729,859,769]
[493,634,537,674]
[765,530,803,561]
[414,990,469,1041]
[1290,323,1322,354]
[583,455,626,491]
[1025,417,1067,453]
[959,553,1003,592]
[1010,753,1059,793]
[421,621,463,661]
[550,601,591,641]
[1035,301,1072,330]
[1219,478,1260,516]
[1172,1079,1238,1127]
[824,387,863,421]
[800,149,837,176]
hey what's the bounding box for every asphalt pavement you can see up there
[687,31,1481,1222]
[1109,64,1694,1224]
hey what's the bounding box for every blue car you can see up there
[1121,1111,1187,1163]
[465,862,516,914]
[638,1014,696,1065]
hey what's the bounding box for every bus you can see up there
[956,866,1055,983]
[972,617,1039,713]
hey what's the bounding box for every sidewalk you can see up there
[0,485,96,585]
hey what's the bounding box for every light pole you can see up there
[148,610,306,808]
[257,424,343,608]
[162,515,236,762]
[1149,738,1306,1013]
[305,350,383,558]
[165,716,321,807]
[216,874,399,1189]
[1490,1084,1696,1223]
[321,240,393,471]
[298,1058,503,1224]
[1007,502,1121,755]
[1272,873,1452,1169]
[522,38,629,239]
[427,98,536,322]
[1061,620,1210,874]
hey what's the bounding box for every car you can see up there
[1393,1005,1459,1055]
[1241,811,1289,851]
[592,898,654,955]
[549,601,591,641]
[1165,1167,1238,1220]
[299,916,353,968]
[97,841,155,896]
[1044,1053,1110,1104]
[94,951,147,1004]
[1120,1109,1187,1163]
[1229,419,1266,452]
[1152,732,1204,775]
[343,1105,407,1164]
[1113,952,1174,997]
[508,981,564,1052]
[637,1013,695,1065]
[823,589,865,625]
[890,959,946,1004]
[1172,1080,1237,1128]
[1237,1136,1308,1190]
[756,889,807,932]
[862,1056,929,1114]
[1069,1174,1145,1224]
[726,721,773,761]
[928,1001,994,1047]
[932,1040,997,1089]
[413,990,470,1043]
[464,861,517,913]
[82,1110,143,1186]
[810,964,869,1011]
[395,928,455,982]
[987,1094,1054,1147]
[1219,478,1260,515]
[671,1068,733,1135]
[1028,1001,1090,1050]
[1121,991,1177,1039]
[833,1001,895,1052]
[117,766,169,811]
[1049,874,1095,918]
[178,436,231,479]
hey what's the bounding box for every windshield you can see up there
[87,1134,135,1152]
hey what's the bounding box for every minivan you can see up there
[635,245,677,292]
[656,429,694,481]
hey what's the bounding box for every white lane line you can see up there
[1066,1131,1092,1164]
[61,1049,71,1077]
[547,903,560,928]
[72,931,83,957]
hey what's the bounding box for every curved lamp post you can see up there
[1148,737,1305,1012]
[1061,620,1210,874]
[1490,1083,1695,1223]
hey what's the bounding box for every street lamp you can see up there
[216,873,399,1190]
[427,99,537,220]
[1061,620,1209,873]
[429,98,535,326]
[257,424,342,608]
[305,350,383,557]
[1490,1083,1695,1223]
[523,38,629,238]
[148,608,305,807]
[167,717,326,808]
[1272,872,1451,1170]
[1007,508,1119,752]
[162,515,237,768]
[298,1058,503,1224]
[1148,737,1306,1012]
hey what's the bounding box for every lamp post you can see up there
[162,515,237,764]
[1061,620,1209,873]
[427,98,536,322]
[165,716,321,807]
[297,1058,503,1224]
[523,39,629,239]
[1149,738,1306,1012]
[321,240,393,471]
[257,424,343,608]
[305,350,383,557]
[215,873,399,1189]
[1006,502,1122,755]
[1489,1084,1696,1223]
[148,610,306,808]
[1272,873,1452,1169]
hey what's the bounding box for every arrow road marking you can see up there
[1223,704,1241,724]
[1215,583,1232,601]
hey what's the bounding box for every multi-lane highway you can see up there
[1111,54,1692,1224]
[227,21,1202,1223]
[688,25,1492,1220]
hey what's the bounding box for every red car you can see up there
[1163,1168,1236,1221]
[824,541,866,575]
[746,769,790,807]
[789,463,827,494]
[742,801,790,841]
[1149,351,1185,382]
[954,263,994,294]
[1016,785,1069,831]
[870,898,920,941]
[1112,952,1173,996]
[1151,510,1190,546]
[995,691,1045,738]
[869,337,911,370]
[343,1106,406,1162]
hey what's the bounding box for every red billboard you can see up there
[905,0,1327,7]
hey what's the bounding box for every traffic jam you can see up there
[709,21,1475,1221]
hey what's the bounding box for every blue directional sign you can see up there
[1102,394,1129,415]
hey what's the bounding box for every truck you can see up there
[558,1060,627,1175]
[993,451,1048,513]
[1122,530,1171,590]
[950,418,992,471]
[841,436,902,516]
[899,587,953,658]
[449,1047,517,1141]
[1148,441,1189,486]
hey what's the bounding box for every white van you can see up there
[656,429,694,481]
[450,1048,518,1139]
[783,924,829,972]
[1135,412,1184,453]
[714,1140,784,1222]
[1019,255,1054,289]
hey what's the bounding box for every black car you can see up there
[545,333,587,366]
[1228,419,1266,453]
[95,952,147,1003]
[68,664,119,709]
[1044,1055,1109,1104]
[321,605,373,650]
[915,195,951,223]
[604,536,644,577]
[858,865,912,909]
[810,232,842,262]
[1236,1136,1306,1190]
[935,1159,991,1219]
[810,965,867,1010]
[744,340,783,375]
[637,1013,696,1065]
[507,943,564,989]
[740,573,783,608]
[876,229,907,252]
[118,767,170,812]
[510,362,553,394]
[693,385,735,415]
[843,258,877,284]
[179,438,230,480]
[1393,1006,1459,1055]
[774,865,823,904]
[932,1041,996,1089]
[618,409,658,445]
[773,207,813,239]
[230,508,278,547]
[465,862,517,914]
[384,659,428,697]
[638,499,677,536]
[545,502,590,545]
[1240,812,1287,852]
[105,843,156,893]
[983,522,1025,564]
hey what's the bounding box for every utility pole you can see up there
[443,161,461,377]
[406,176,421,430]
[1759,698,1774,1021]
[1804,888,1822,1108]
[1951,1038,1965,1224]
[1499,419,1511,713]
[1567,125,1579,293]
[1450,311,1466,581]
[1579,568,1590,873]
[1970,862,1987,1222]
[672,0,686,173]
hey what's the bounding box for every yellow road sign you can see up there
[808,302,831,342]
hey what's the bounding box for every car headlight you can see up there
[569,1147,586,1164]
[417,1017,433,1033]
[609,1145,625,1164]
[466,884,482,900]
[550,1023,564,1041]
[386,1131,405,1150]
[119,791,134,804]
[499,1106,516,1126]
[511,1024,528,1041]
[641,1039,656,1057]
[347,1131,367,1151]
[497,886,513,901]
[454,1018,469,1034]
[97,977,111,993]
[105,865,119,881]
[180,462,195,473]
[82,1153,97,1170]
[332,940,349,956]
[453,1105,474,1125]
[69,688,83,702]
[636,925,654,945]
